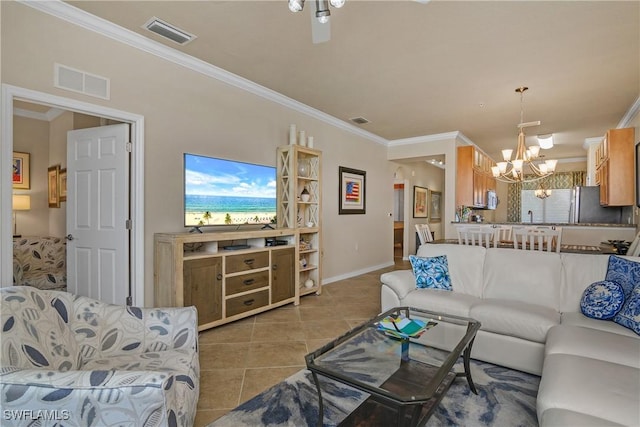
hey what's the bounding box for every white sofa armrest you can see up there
[380,270,416,311]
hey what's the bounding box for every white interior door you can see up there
[66,123,130,305]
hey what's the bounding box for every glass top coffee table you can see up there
[305,307,481,427]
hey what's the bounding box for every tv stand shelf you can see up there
[154,228,299,331]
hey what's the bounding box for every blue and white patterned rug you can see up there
[209,356,540,427]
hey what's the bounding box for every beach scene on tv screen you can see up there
[184,154,277,227]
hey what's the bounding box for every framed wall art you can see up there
[12,151,30,189]
[413,186,428,218]
[339,166,366,214]
[430,190,442,222]
[60,168,67,202]
[48,165,60,208]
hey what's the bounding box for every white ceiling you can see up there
[63,1,640,161]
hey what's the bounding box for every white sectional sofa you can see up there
[380,243,640,426]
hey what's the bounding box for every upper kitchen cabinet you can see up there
[595,127,635,206]
[456,146,496,208]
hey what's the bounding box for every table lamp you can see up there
[12,194,31,238]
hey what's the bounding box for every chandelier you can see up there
[491,87,558,183]
[535,182,552,199]
[288,0,345,23]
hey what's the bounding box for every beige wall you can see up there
[12,115,49,236]
[391,160,445,254]
[1,2,394,304]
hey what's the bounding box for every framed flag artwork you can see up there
[339,166,366,214]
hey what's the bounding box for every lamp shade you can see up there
[12,194,31,211]
[538,134,554,149]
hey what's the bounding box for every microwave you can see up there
[486,190,498,210]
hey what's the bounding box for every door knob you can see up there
[65,234,74,241]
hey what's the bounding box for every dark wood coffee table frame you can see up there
[305,307,480,427]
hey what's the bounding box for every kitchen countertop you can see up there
[451,222,637,228]
[431,239,619,254]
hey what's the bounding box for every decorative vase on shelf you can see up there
[297,159,309,177]
[304,279,314,289]
[300,186,310,202]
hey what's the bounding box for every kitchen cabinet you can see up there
[595,127,635,206]
[457,146,496,208]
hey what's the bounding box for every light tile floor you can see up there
[195,259,409,426]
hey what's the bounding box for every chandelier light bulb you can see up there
[330,0,345,7]
[501,149,513,162]
[288,0,304,12]
[513,159,524,171]
[497,162,508,174]
[539,163,548,174]
[545,159,558,172]
[528,145,540,158]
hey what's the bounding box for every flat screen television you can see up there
[184,153,277,229]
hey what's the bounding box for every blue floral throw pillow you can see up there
[613,285,640,335]
[409,255,452,290]
[605,255,640,298]
[580,281,625,320]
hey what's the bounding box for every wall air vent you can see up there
[143,17,196,45]
[54,64,110,100]
[350,117,370,125]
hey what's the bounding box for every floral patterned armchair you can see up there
[12,237,67,290]
[0,286,199,427]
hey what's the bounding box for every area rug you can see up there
[209,356,540,427]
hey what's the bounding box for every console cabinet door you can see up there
[271,247,295,303]
[184,257,222,325]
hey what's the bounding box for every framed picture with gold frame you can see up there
[60,168,67,202]
[48,165,60,208]
[12,151,30,189]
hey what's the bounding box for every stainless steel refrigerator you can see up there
[570,186,623,223]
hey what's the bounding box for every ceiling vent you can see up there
[350,117,370,125]
[143,17,196,45]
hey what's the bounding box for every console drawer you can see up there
[226,290,269,317]
[226,270,269,296]
[226,251,269,274]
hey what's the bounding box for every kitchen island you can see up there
[450,222,637,251]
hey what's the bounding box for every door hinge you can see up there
[126,142,132,152]
[126,296,133,306]
[126,219,132,230]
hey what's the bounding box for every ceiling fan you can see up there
[288,0,346,44]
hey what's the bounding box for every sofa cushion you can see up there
[469,299,560,343]
[483,248,562,310]
[416,244,485,297]
[605,255,640,298]
[0,286,78,371]
[559,253,610,313]
[409,254,452,290]
[560,312,639,338]
[402,289,480,318]
[538,354,640,427]
[613,285,640,335]
[580,280,625,320]
[545,325,640,368]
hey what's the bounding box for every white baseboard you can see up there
[321,261,395,286]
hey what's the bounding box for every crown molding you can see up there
[13,106,65,122]
[20,0,389,146]
[388,131,473,147]
[618,96,640,129]
[582,136,602,150]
